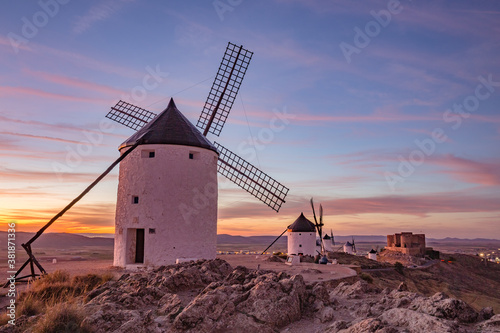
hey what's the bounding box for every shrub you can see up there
[359,273,373,283]
[21,271,113,305]
[41,270,70,284]
[0,313,8,326]
[18,294,44,317]
[71,273,113,295]
[32,303,91,333]
[394,261,404,275]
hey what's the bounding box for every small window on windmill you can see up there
[141,150,155,158]
[149,228,156,234]
[132,196,139,204]
[299,244,302,247]
[189,151,199,160]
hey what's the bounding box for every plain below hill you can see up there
[0,231,113,249]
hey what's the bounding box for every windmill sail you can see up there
[197,42,253,136]
[105,42,288,212]
[214,142,288,212]
[106,100,157,131]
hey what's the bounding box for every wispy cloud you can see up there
[430,154,500,186]
[0,131,85,145]
[0,86,109,104]
[73,0,135,34]
[220,191,500,220]
[24,69,125,97]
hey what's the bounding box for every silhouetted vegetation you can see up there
[394,261,404,275]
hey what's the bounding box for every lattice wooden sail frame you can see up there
[106,100,157,130]
[214,142,289,212]
[197,42,253,137]
[103,43,288,212]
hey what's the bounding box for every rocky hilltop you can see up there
[2,258,499,332]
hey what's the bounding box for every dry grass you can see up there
[19,270,113,306]
[10,270,113,332]
[32,303,91,333]
[0,313,9,326]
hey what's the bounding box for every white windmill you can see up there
[107,43,289,267]
[7,43,291,283]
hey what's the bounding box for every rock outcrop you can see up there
[4,259,495,333]
[79,260,496,332]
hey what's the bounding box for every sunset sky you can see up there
[1,0,499,239]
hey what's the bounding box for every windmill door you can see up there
[135,229,145,263]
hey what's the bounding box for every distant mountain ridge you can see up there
[1,232,498,250]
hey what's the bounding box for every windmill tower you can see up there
[287,213,316,256]
[322,233,333,252]
[368,249,377,261]
[108,43,289,267]
[113,99,219,266]
[343,241,354,254]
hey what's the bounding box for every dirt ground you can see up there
[219,254,358,283]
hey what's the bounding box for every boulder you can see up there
[338,318,383,333]
[379,308,460,333]
[409,292,478,323]
[479,307,494,321]
[172,269,307,331]
[475,314,500,333]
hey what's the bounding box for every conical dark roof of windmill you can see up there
[288,213,316,232]
[323,234,331,240]
[345,241,353,246]
[369,249,377,253]
[119,98,217,153]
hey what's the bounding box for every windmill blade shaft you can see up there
[197,42,253,136]
[203,45,243,137]
[215,142,288,212]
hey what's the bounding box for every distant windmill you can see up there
[310,198,325,254]
[351,236,357,253]
[6,42,290,282]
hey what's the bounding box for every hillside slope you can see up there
[368,253,500,313]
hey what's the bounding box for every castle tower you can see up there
[113,99,218,267]
[287,213,317,256]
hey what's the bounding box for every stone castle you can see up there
[386,232,426,256]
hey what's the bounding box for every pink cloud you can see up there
[0,167,117,183]
[0,86,109,104]
[220,192,500,220]
[24,69,125,97]
[0,131,85,145]
[430,154,500,186]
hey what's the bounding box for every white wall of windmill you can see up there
[368,252,377,261]
[113,144,218,267]
[323,239,333,252]
[287,231,316,256]
[343,243,354,255]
